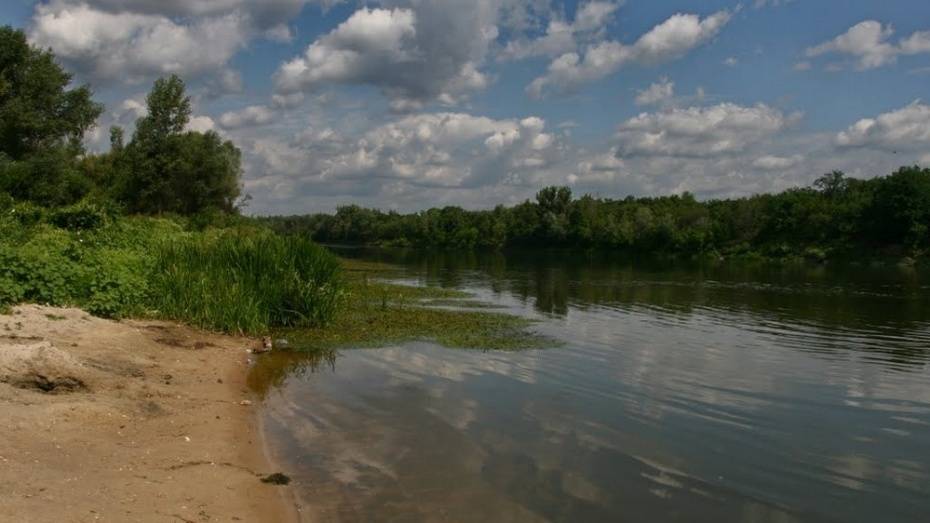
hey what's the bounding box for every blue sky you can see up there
[3,1,930,214]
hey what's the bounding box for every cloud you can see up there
[723,56,738,67]
[29,2,250,83]
[614,102,800,157]
[274,1,503,108]
[752,154,803,170]
[70,0,317,30]
[835,101,930,150]
[805,21,930,70]
[186,115,218,133]
[499,0,620,61]
[635,78,674,106]
[242,111,564,213]
[571,147,627,184]
[527,10,731,97]
[900,31,930,55]
[219,105,276,129]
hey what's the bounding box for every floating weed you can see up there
[274,259,555,352]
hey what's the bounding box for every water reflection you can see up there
[256,250,930,522]
[335,248,930,369]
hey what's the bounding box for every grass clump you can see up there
[150,232,343,333]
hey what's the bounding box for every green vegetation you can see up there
[151,232,342,333]
[263,167,930,262]
[0,201,343,333]
[272,259,550,352]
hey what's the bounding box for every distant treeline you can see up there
[262,167,930,260]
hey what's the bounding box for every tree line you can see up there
[262,167,930,260]
[0,26,241,217]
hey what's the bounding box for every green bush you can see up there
[49,199,118,231]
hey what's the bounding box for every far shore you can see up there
[0,305,301,522]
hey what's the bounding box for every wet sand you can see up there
[0,305,300,522]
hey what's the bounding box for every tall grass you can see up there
[149,231,343,334]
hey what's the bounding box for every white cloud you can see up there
[805,21,930,70]
[29,2,249,83]
[615,103,800,157]
[274,1,503,108]
[499,0,620,60]
[243,111,563,211]
[900,31,930,55]
[835,101,930,150]
[752,154,803,170]
[572,147,626,184]
[219,105,276,129]
[528,10,731,97]
[723,56,738,67]
[635,78,674,106]
[186,115,217,133]
[73,0,316,29]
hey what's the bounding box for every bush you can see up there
[49,199,119,231]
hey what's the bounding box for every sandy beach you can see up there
[0,305,299,523]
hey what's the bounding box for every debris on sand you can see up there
[260,473,291,486]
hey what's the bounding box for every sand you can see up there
[0,305,300,523]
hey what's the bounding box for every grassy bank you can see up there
[0,199,546,352]
[0,199,343,334]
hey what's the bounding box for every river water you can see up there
[254,250,930,522]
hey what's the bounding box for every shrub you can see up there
[49,199,118,231]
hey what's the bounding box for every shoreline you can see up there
[0,304,300,522]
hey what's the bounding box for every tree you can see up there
[866,166,930,247]
[109,126,124,152]
[0,26,103,204]
[814,170,849,198]
[133,75,191,146]
[121,75,241,215]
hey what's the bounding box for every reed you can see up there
[149,231,343,334]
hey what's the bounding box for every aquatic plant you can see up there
[273,259,551,352]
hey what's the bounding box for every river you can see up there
[254,249,930,522]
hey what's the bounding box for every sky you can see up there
[2,0,930,215]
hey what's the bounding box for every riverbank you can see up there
[0,305,299,522]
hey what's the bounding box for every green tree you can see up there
[122,75,241,215]
[0,26,103,204]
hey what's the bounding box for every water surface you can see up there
[254,250,930,522]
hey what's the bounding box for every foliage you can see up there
[0,211,344,334]
[0,26,103,160]
[113,75,242,215]
[262,167,930,260]
[0,26,103,206]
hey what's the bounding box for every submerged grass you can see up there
[275,258,552,352]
